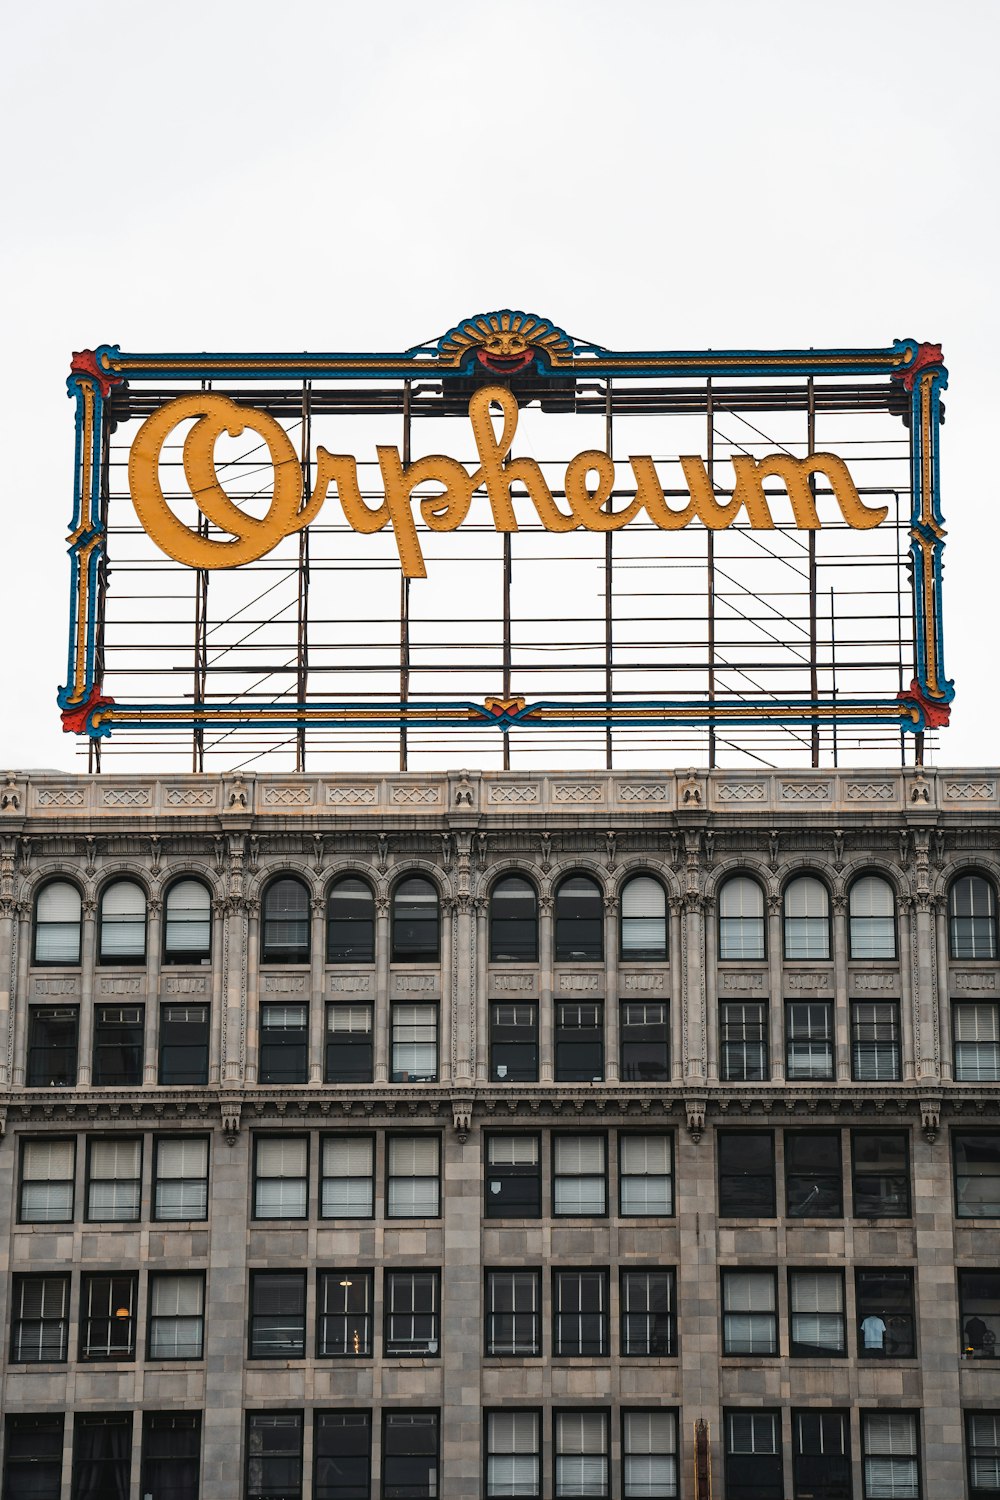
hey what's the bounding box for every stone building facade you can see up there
[0,765,999,1500]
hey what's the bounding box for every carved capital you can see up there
[920,1094,942,1144]
[766,894,782,917]
[452,1097,474,1142]
[221,1098,242,1145]
[311,897,326,916]
[81,899,98,919]
[685,1095,707,1142]
[147,898,163,917]
[375,896,390,918]
[538,895,553,916]
[831,893,848,913]
[603,895,619,916]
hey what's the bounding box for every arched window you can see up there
[261,877,311,964]
[327,877,375,964]
[33,881,82,966]
[849,875,896,960]
[718,876,765,961]
[490,876,538,963]
[949,874,998,960]
[163,879,212,965]
[620,875,667,962]
[555,874,603,962]
[98,880,147,964]
[784,875,831,960]
[392,877,439,963]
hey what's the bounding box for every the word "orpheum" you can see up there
[129,385,888,579]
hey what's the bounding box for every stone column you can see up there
[831,893,850,1081]
[683,896,707,1083]
[474,898,489,1083]
[538,894,554,1082]
[912,894,941,1083]
[76,899,97,1085]
[703,896,719,1081]
[934,894,951,1081]
[669,897,684,1083]
[440,900,455,1085]
[604,895,620,1082]
[142,899,162,1084]
[222,898,249,1084]
[898,897,916,1081]
[450,897,474,1085]
[0,901,15,1086]
[209,900,226,1086]
[7,903,29,1086]
[309,897,325,1082]
[767,895,784,1080]
[374,896,390,1082]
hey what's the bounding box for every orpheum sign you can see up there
[60,311,951,743]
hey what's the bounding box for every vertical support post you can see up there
[193,378,211,773]
[706,379,717,769]
[604,381,614,770]
[604,895,619,1082]
[77,900,97,1085]
[502,532,512,772]
[309,898,325,1083]
[295,382,311,772]
[807,376,820,766]
[830,588,838,768]
[400,381,411,772]
[144,900,162,1084]
[538,896,554,1082]
[374,897,390,1082]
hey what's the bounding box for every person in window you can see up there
[860,1312,887,1354]
[964,1314,996,1356]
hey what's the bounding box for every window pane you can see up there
[34,882,82,964]
[392,877,439,962]
[490,877,538,963]
[621,877,667,960]
[555,876,603,962]
[326,878,375,964]
[262,878,310,963]
[164,879,212,960]
[718,878,764,961]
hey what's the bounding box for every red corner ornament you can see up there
[892,342,944,393]
[70,349,123,400]
[61,686,115,734]
[484,696,527,718]
[897,678,951,729]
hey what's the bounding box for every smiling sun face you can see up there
[437,311,574,372]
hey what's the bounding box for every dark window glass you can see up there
[789,1269,846,1357]
[154,1136,210,1221]
[620,876,667,962]
[792,1409,851,1500]
[391,877,439,963]
[786,1002,834,1080]
[33,881,81,966]
[80,1273,137,1360]
[246,1412,303,1500]
[555,875,603,962]
[259,1003,309,1085]
[325,1005,374,1083]
[486,1269,541,1356]
[3,1414,63,1500]
[391,1004,438,1083]
[384,1270,440,1357]
[486,1410,540,1499]
[784,875,831,960]
[261,878,310,965]
[950,874,998,960]
[555,1410,609,1499]
[959,1270,1000,1360]
[955,1133,1000,1218]
[852,1131,911,1218]
[98,879,147,965]
[71,1414,131,1500]
[725,1410,782,1500]
[386,1136,440,1217]
[148,1273,205,1360]
[382,1412,438,1500]
[318,1271,373,1358]
[485,1134,541,1219]
[158,1003,209,1086]
[553,1135,607,1216]
[785,1131,843,1218]
[955,1003,1000,1083]
[26,1006,78,1087]
[620,1269,675,1356]
[718,1131,776,1218]
[490,1002,538,1082]
[622,1409,678,1500]
[141,1412,201,1500]
[86,1136,141,1222]
[163,878,212,964]
[722,1269,777,1356]
[856,1269,915,1359]
[254,1137,308,1220]
[315,1411,371,1500]
[553,1269,609,1357]
[18,1138,74,1224]
[620,1001,669,1082]
[861,1411,918,1500]
[718,877,765,961]
[720,1002,768,1081]
[849,875,896,960]
[852,1002,901,1082]
[326,878,375,964]
[10,1275,69,1363]
[966,1410,1000,1499]
[490,876,538,963]
[92,1005,143,1086]
[250,1272,307,1359]
[555,1003,604,1082]
[321,1135,374,1219]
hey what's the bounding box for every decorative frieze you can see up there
[716,782,766,802]
[34,787,85,808]
[165,785,217,807]
[617,783,669,803]
[785,971,834,995]
[557,973,602,993]
[97,976,142,996]
[261,974,306,994]
[952,971,998,992]
[163,975,209,995]
[850,971,901,995]
[390,785,442,805]
[487,784,540,804]
[325,784,378,805]
[845,781,895,801]
[720,972,765,993]
[391,972,440,997]
[261,785,313,806]
[552,784,604,803]
[622,972,667,992]
[488,972,539,998]
[102,786,151,807]
[943,780,996,801]
[780,781,832,801]
[30,976,80,996]
[328,973,373,995]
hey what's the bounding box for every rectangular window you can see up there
[249,1271,307,1359]
[786,1001,834,1080]
[620,1001,669,1083]
[18,1137,75,1223]
[619,1134,673,1216]
[720,1002,768,1081]
[959,1270,1000,1360]
[857,1269,915,1359]
[555,1410,609,1500]
[722,1269,778,1356]
[318,1270,373,1358]
[490,1002,539,1082]
[148,1273,205,1359]
[10,1275,69,1363]
[725,1410,782,1500]
[553,1135,607,1217]
[315,1411,371,1500]
[154,1135,209,1220]
[861,1411,919,1499]
[955,1003,1000,1082]
[486,1134,541,1219]
[26,1006,78,1087]
[382,1412,438,1500]
[246,1412,303,1500]
[321,1135,375,1219]
[622,1410,678,1500]
[785,1130,843,1218]
[852,1001,901,1082]
[486,1409,540,1499]
[553,1269,609,1357]
[792,1410,851,1500]
[620,1268,675,1356]
[254,1136,308,1219]
[86,1136,141,1222]
[71,1415,132,1500]
[554,1003,604,1082]
[967,1411,1000,1499]
[92,1004,143,1086]
[158,1003,209,1085]
[80,1272,137,1360]
[486,1269,541,1356]
[852,1131,911,1219]
[259,1002,309,1085]
[387,1136,440,1218]
[789,1269,846,1357]
[955,1133,1000,1218]
[141,1412,201,1500]
[384,1270,440,1357]
[391,1003,438,1083]
[718,1130,776,1218]
[325,1005,373,1084]
[3,1414,63,1500]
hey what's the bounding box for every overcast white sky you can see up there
[2,0,998,771]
